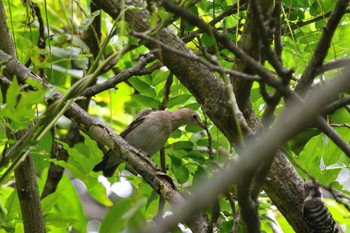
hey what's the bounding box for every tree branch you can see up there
[81,53,159,98]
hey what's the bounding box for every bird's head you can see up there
[304,181,323,201]
[171,108,205,129]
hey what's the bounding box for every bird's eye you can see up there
[192,114,198,120]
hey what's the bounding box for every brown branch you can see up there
[272,0,282,61]
[156,73,173,222]
[0,1,16,57]
[316,58,350,76]
[324,96,350,114]
[250,0,293,81]
[15,154,46,233]
[81,53,158,98]
[237,181,260,233]
[23,1,46,78]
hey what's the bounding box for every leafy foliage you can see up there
[0,0,350,232]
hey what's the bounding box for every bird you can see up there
[303,181,343,233]
[93,108,204,177]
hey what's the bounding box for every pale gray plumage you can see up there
[93,108,203,176]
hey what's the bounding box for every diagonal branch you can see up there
[295,0,349,93]
[81,53,159,98]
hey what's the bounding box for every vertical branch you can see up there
[15,146,46,233]
[272,0,282,61]
[23,0,46,78]
[0,1,16,57]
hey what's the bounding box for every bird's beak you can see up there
[199,121,206,129]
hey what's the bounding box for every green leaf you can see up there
[78,10,101,32]
[5,78,20,110]
[5,190,20,221]
[319,169,341,184]
[184,151,206,164]
[171,156,189,184]
[44,213,74,228]
[325,198,350,225]
[170,129,182,138]
[168,94,191,108]
[51,64,84,78]
[310,1,320,16]
[41,191,62,214]
[185,125,203,133]
[59,132,103,179]
[129,77,156,97]
[84,176,113,207]
[145,190,158,211]
[202,33,215,47]
[0,88,3,107]
[55,174,87,232]
[1,77,46,130]
[131,94,161,109]
[152,70,169,86]
[170,141,194,151]
[322,137,341,166]
[100,198,147,233]
[299,134,322,177]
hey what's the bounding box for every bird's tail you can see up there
[93,150,123,177]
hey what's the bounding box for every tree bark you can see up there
[15,155,46,233]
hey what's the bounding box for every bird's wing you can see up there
[120,109,154,138]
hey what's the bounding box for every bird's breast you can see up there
[123,118,172,156]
